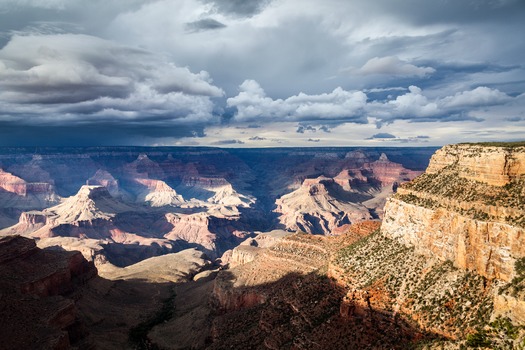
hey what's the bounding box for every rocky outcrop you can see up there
[123,153,166,180]
[0,235,95,349]
[134,178,184,207]
[274,154,421,235]
[367,153,421,185]
[228,245,261,266]
[103,248,211,283]
[43,185,134,224]
[382,143,525,282]
[161,212,250,259]
[382,197,523,281]
[0,168,28,195]
[426,143,525,186]
[275,176,373,235]
[0,169,60,210]
[177,176,255,207]
[494,293,525,324]
[86,169,119,197]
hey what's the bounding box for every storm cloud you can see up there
[0,0,523,146]
[0,33,223,133]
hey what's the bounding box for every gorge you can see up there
[1,143,525,349]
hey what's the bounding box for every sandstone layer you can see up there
[382,143,525,282]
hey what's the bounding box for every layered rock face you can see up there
[204,223,440,349]
[134,178,185,207]
[275,176,372,235]
[0,168,29,194]
[86,169,119,197]
[0,168,60,211]
[0,235,96,349]
[275,153,421,234]
[382,143,525,282]
[426,144,525,186]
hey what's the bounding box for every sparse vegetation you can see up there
[459,141,525,148]
[396,171,525,227]
[499,257,525,297]
[466,329,492,348]
[334,231,495,339]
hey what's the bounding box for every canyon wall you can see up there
[382,143,525,281]
[0,235,96,349]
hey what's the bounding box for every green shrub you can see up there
[466,330,492,348]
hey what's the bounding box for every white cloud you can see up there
[0,33,222,125]
[227,80,368,122]
[439,86,511,109]
[359,56,436,77]
[367,85,440,122]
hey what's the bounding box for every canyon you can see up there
[2,143,525,349]
[0,146,431,268]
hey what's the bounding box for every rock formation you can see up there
[0,168,60,210]
[275,176,372,234]
[134,178,185,207]
[275,154,421,234]
[1,186,181,267]
[86,169,120,197]
[177,176,255,208]
[382,143,525,282]
[0,235,96,349]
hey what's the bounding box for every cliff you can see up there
[275,154,421,234]
[382,143,525,282]
[425,143,525,186]
[0,235,96,349]
[0,168,61,210]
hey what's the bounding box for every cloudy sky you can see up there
[0,0,524,147]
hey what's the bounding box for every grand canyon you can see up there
[0,143,524,349]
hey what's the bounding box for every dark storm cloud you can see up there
[366,133,431,143]
[0,120,206,147]
[249,136,266,141]
[0,33,223,141]
[307,138,320,143]
[367,133,396,139]
[0,34,223,102]
[296,125,316,134]
[211,139,245,145]
[201,0,272,17]
[185,18,226,33]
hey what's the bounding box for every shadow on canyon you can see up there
[134,269,444,350]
